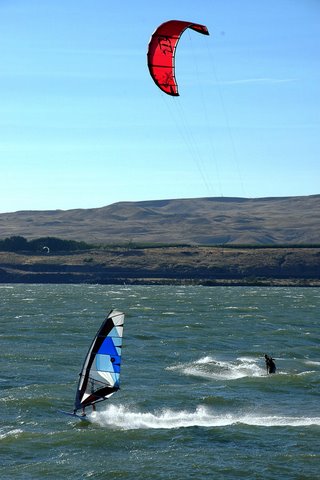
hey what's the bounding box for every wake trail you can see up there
[168,356,266,380]
[91,405,320,430]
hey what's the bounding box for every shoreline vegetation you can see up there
[0,237,319,287]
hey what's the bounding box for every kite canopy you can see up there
[147,20,209,96]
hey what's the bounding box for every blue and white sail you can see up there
[74,310,125,412]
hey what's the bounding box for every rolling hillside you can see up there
[0,195,319,245]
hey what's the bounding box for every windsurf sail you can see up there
[74,310,125,412]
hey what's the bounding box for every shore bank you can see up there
[1,246,319,287]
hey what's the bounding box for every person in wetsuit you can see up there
[264,354,276,374]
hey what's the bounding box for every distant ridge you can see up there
[0,195,319,245]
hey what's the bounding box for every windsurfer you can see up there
[264,354,276,374]
[69,310,124,420]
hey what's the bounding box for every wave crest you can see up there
[168,356,265,380]
[91,404,320,430]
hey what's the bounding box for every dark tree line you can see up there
[0,236,92,253]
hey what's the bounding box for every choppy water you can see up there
[1,284,320,479]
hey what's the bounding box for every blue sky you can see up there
[1,0,319,212]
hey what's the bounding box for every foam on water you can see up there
[168,355,265,380]
[296,370,316,376]
[305,360,320,366]
[0,428,24,440]
[92,404,320,430]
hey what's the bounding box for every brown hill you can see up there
[0,195,319,245]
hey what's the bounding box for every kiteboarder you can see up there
[264,354,276,374]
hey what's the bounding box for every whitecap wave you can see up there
[239,415,320,427]
[93,405,215,429]
[194,355,215,365]
[168,356,264,380]
[0,428,24,440]
[305,360,320,366]
[91,405,320,430]
[296,370,316,376]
